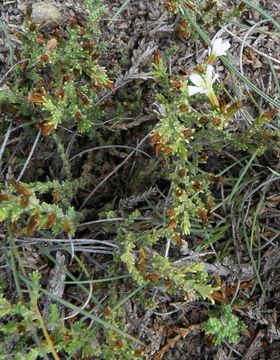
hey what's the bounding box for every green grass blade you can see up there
[0,18,14,67]
[5,238,23,300]
[35,244,103,309]
[227,150,258,203]
[268,59,280,96]
[242,224,264,293]
[113,285,145,311]
[220,57,280,109]
[19,273,144,345]
[268,167,280,177]
[108,0,131,26]
[241,0,280,32]
[60,274,131,284]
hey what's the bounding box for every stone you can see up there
[30,1,62,27]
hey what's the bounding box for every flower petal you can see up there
[189,73,203,87]
[212,73,219,84]
[205,65,214,85]
[188,86,203,96]
[222,40,231,52]
[212,37,223,54]
[210,37,231,57]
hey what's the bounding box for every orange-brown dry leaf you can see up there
[151,132,162,144]
[46,38,58,52]
[82,41,94,52]
[166,209,176,218]
[62,73,71,83]
[144,272,159,283]
[91,82,102,93]
[203,0,216,12]
[175,188,184,197]
[0,194,9,201]
[153,50,160,65]
[170,77,184,89]
[27,213,40,235]
[227,280,255,296]
[40,53,51,62]
[167,219,177,230]
[10,221,18,233]
[243,48,262,69]
[173,233,183,246]
[61,220,72,233]
[153,325,201,360]
[55,88,65,100]
[175,20,189,39]
[74,112,82,121]
[178,169,186,178]
[44,213,57,229]
[164,1,178,12]
[91,52,100,61]
[238,2,246,11]
[134,348,145,358]
[181,128,193,139]
[103,306,112,316]
[105,82,115,91]
[21,194,30,207]
[197,208,209,225]
[52,190,61,204]
[211,291,227,303]
[219,99,227,113]
[183,1,196,10]
[153,334,181,360]
[35,34,46,43]
[194,65,204,74]
[10,179,32,196]
[155,143,164,156]
[163,146,173,156]
[179,103,189,112]
[39,121,55,137]
[226,101,242,117]
[212,117,222,126]
[28,91,45,105]
[260,108,278,120]
[137,248,148,274]
[79,93,90,104]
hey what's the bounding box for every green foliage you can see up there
[113,214,216,302]
[0,280,84,358]
[0,178,79,236]
[101,307,142,360]
[204,304,246,345]
[151,42,280,239]
[0,271,141,359]
[0,0,279,357]
[0,1,111,136]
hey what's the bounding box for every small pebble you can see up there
[31,0,62,26]
[69,9,75,17]
[119,22,129,30]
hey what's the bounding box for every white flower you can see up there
[188,65,220,108]
[209,37,231,58]
[188,65,218,96]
